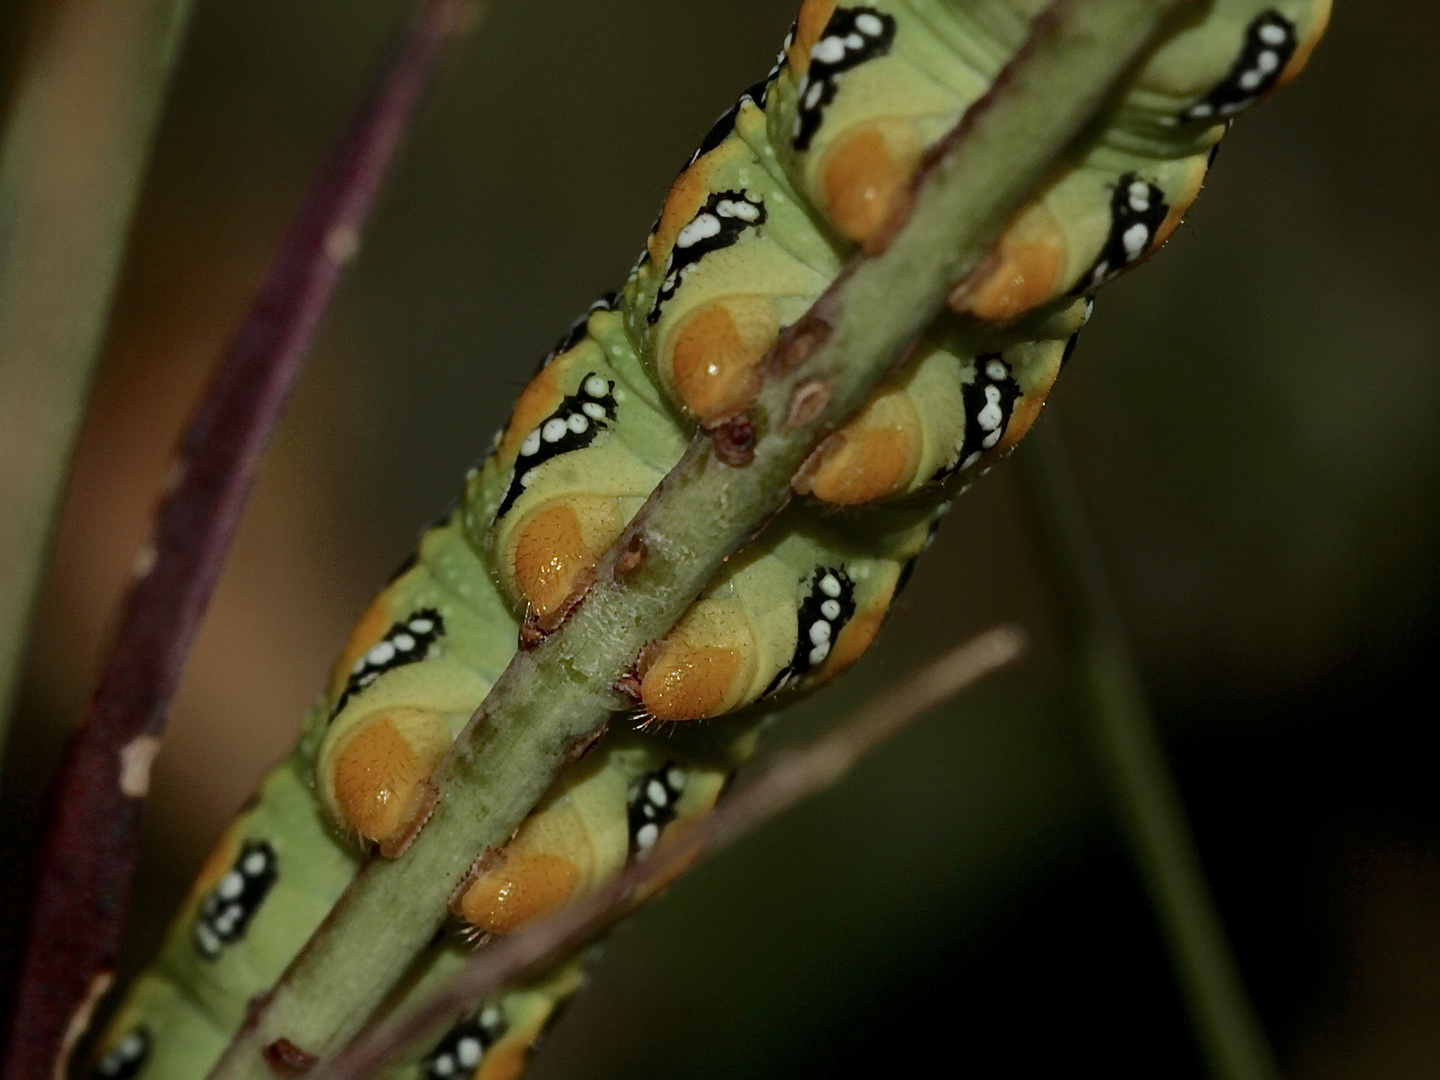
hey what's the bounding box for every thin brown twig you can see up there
[312,625,1026,1080]
[0,3,478,1077]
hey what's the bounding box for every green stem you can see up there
[0,0,196,758]
[1017,423,1279,1080]
[207,2,1200,1075]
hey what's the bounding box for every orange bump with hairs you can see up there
[331,707,451,846]
[797,387,922,505]
[640,600,757,721]
[456,805,592,935]
[666,298,776,425]
[822,126,920,245]
[954,202,1065,322]
[508,497,622,620]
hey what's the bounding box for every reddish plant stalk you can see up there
[1,3,476,1077]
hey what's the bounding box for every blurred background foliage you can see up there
[1,1,1436,1076]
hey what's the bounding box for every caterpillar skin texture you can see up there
[90,2,1328,1079]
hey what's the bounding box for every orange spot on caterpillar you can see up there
[796,386,921,504]
[666,299,773,425]
[954,202,1065,322]
[650,154,720,267]
[642,647,741,721]
[497,365,564,461]
[328,587,398,700]
[821,602,887,678]
[640,600,757,720]
[507,497,622,621]
[456,851,581,935]
[454,801,595,935]
[330,709,450,848]
[821,125,920,245]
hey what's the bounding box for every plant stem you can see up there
[0,0,195,762]
[206,3,1202,1076]
[0,5,475,1079]
[1016,422,1279,1080]
[315,627,1026,1080]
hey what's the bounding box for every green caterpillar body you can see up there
[90,2,1329,1078]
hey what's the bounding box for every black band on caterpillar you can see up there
[331,609,445,718]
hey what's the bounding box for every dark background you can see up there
[2,1,1437,1076]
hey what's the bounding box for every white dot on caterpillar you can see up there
[820,598,841,620]
[480,1006,501,1029]
[409,617,434,633]
[1238,69,1262,90]
[808,642,830,666]
[844,32,864,49]
[978,387,1003,430]
[636,823,660,852]
[1189,102,1214,118]
[393,632,416,652]
[811,35,845,63]
[1122,223,1150,258]
[809,620,831,646]
[218,871,244,900]
[666,767,685,790]
[716,198,761,222]
[855,12,884,36]
[542,418,567,442]
[677,213,720,248]
[1127,181,1150,212]
[647,779,668,807]
[982,428,1003,450]
[804,82,824,109]
[582,401,606,420]
[1258,22,1287,45]
[116,1034,145,1059]
[243,850,269,875]
[584,375,608,397]
[985,359,1007,381]
[456,1039,483,1068]
[567,413,589,434]
[367,641,395,666]
[520,430,541,457]
[962,450,982,470]
[196,924,220,955]
[432,1054,456,1077]
[819,574,842,598]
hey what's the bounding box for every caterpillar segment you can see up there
[453,742,728,934]
[625,93,844,428]
[88,4,1328,1079]
[316,515,516,851]
[769,1,1329,320]
[470,309,684,629]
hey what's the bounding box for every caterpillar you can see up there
[87,2,1329,1078]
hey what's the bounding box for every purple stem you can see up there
[1,2,475,1077]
